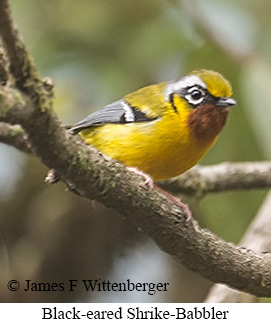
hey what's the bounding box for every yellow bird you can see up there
[71,69,236,217]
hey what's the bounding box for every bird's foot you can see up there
[45,169,61,184]
[127,167,154,189]
[127,167,191,220]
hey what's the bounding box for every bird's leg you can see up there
[154,184,192,221]
[127,167,191,220]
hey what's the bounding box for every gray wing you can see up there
[70,99,158,134]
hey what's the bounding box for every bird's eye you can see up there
[185,86,205,106]
[191,89,203,101]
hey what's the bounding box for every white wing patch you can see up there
[121,101,135,122]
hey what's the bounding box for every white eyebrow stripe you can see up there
[164,75,206,101]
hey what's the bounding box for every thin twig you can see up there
[160,163,271,197]
[0,0,40,91]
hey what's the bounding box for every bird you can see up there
[70,69,236,218]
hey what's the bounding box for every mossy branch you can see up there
[0,122,31,153]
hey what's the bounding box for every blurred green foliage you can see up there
[0,0,270,302]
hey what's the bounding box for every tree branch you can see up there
[0,47,9,85]
[0,122,31,153]
[1,0,271,298]
[0,0,40,91]
[160,163,271,197]
[205,190,271,302]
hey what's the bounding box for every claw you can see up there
[45,169,61,184]
[127,167,154,189]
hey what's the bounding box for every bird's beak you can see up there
[216,97,236,107]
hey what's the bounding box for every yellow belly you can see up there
[80,114,216,181]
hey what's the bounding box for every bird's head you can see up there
[164,69,236,141]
